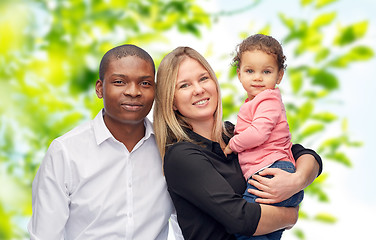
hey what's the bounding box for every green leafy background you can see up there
[0,0,375,239]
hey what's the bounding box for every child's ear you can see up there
[95,79,104,99]
[277,70,284,84]
[237,68,241,79]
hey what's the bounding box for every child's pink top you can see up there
[228,88,295,180]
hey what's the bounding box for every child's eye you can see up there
[264,70,272,74]
[246,69,254,73]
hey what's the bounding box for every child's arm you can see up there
[228,94,281,153]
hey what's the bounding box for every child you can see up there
[224,34,304,240]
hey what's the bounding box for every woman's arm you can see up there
[254,205,298,235]
[248,151,321,204]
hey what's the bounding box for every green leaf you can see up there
[301,0,314,7]
[278,13,295,30]
[300,123,325,137]
[314,213,337,223]
[326,151,352,167]
[315,0,338,9]
[310,70,339,90]
[298,101,314,121]
[315,48,330,62]
[288,69,303,93]
[312,12,336,29]
[293,228,305,240]
[334,21,369,46]
[228,65,238,79]
[328,46,374,68]
[312,112,337,122]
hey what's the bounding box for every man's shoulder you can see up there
[55,119,93,144]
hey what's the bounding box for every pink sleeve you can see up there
[229,91,282,153]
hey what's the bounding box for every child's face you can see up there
[96,56,155,125]
[237,50,284,100]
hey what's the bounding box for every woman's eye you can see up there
[180,83,189,88]
[200,76,209,81]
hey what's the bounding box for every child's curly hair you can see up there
[232,34,287,71]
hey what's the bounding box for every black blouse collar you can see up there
[184,127,235,162]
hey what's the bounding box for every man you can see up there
[28,45,182,239]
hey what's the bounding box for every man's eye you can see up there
[141,81,152,86]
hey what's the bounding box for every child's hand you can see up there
[224,145,233,157]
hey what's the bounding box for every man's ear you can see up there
[95,79,103,99]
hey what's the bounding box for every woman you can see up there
[153,47,322,240]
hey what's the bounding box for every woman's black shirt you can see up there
[163,124,322,240]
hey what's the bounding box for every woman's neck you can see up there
[190,119,214,141]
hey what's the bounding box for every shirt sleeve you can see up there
[229,93,281,153]
[164,143,261,236]
[169,211,185,240]
[292,144,323,176]
[28,140,71,240]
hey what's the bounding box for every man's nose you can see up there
[123,83,141,97]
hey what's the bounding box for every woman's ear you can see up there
[95,79,103,99]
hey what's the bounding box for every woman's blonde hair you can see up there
[153,46,225,159]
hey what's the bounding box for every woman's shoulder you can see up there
[166,141,202,160]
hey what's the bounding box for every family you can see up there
[28,34,322,240]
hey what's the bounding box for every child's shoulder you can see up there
[254,88,281,101]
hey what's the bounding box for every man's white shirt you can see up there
[28,110,183,240]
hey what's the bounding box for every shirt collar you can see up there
[93,109,154,145]
[185,127,214,150]
[184,128,233,161]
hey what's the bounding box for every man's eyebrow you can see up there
[111,73,127,78]
[140,75,154,80]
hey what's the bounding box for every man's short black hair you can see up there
[99,44,155,81]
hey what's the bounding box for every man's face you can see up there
[96,56,155,126]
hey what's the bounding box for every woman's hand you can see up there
[248,154,319,204]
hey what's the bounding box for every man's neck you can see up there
[104,116,146,152]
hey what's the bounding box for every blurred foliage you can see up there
[0,0,210,238]
[0,0,373,239]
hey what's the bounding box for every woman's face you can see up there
[173,57,218,126]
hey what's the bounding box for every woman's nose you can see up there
[193,83,205,95]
